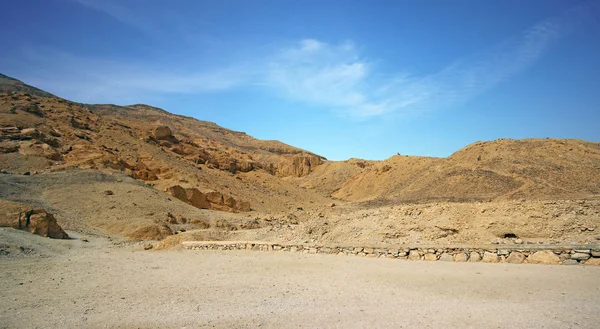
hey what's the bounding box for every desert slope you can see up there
[333,138,600,203]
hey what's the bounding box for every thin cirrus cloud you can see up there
[73,0,159,35]
[20,1,592,116]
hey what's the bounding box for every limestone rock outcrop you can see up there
[153,125,173,141]
[166,185,250,213]
[276,154,323,177]
[0,200,69,239]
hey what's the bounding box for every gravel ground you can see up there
[1,229,599,328]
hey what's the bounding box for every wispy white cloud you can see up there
[9,1,594,115]
[72,0,158,34]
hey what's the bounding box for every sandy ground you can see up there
[1,229,599,329]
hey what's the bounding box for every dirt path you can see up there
[1,232,599,328]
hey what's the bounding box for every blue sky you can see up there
[1,0,599,160]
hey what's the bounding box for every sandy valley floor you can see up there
[1,229,599,329]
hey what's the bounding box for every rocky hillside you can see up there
[0,75,331,215]
[1,73,599,245]
[332,139,600,203]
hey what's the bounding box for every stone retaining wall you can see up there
[182,241,600,265]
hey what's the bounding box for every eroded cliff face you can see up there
[275,154,324,177]
[166,185,251,213]
[0,91,330,215]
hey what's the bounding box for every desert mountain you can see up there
[1,74,599,245]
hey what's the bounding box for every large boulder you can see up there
[482,251,499,263]
[26,209,69,239]
[584,258,600,266]
[153,125,173,141]
[166,185,188,202]
[527,251,561,265]
[186,188,210,209]
[0,200,69,239]
[505,252,526,264]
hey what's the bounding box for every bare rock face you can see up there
[18,141,62,161]
[0,200,69,239]
[185,188,210,209]
[133,168,158,181]
[276,154,323,177]
[527,251,561,265]
[26,209,69,239]
[153,125,173,141]
[166,185,250,213]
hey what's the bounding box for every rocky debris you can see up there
[129,223,173,241]
[166,212,188,225]
[166,185,250,213]
[0,200,69,239]
[80,237,89,242]
[153,125,173,141]
[143,243,154,250]
[527,251,561,265]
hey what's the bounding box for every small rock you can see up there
[514,239,523,244]
[103,190,114,196]
[591,251,600,257]
[80,237,89,242]
[23,172,30,176]
[574,249,591,253]
[143,243,153,250]
[329,203,336,207]
[571,253,591,261]
[563,259,579,265]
